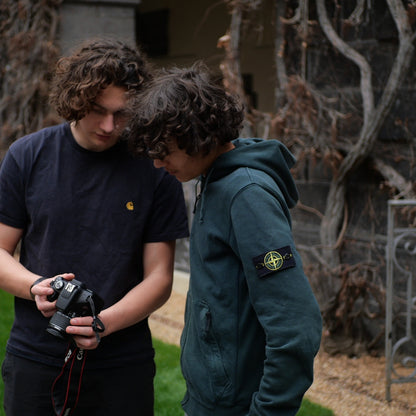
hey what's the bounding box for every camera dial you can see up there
[54,279,65,290]
[47,276,66,302]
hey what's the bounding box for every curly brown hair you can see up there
[49,38,152,122]
[127,62,244,159]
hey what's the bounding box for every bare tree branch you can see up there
[316,0,374,127]
[345,0,368,26]
[218,3,246,103]
[317,0,416,265]
[372,157,416,199]
[220,0,416,352]
[274,0,288,110]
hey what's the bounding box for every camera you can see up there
[46,276,104,340]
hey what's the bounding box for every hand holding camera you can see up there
[46,276,105,342]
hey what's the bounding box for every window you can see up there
[136,9,169,57]
[243,73,258,108]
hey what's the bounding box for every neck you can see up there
[217,141,235,156]
[202,141,235,176]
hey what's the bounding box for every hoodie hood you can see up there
[205,138,299,209]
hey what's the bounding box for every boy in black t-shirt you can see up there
[0,38,188,416]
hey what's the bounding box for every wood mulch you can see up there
[149,290,416,416]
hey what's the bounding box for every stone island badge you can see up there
[252,245,296,278]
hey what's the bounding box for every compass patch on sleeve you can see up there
[252,246,296,278]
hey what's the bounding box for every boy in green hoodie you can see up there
[127,63,322,416]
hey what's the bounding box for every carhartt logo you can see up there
[126,201,134,211]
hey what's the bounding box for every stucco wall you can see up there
[59,0,140,53]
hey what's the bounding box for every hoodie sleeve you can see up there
[230,182,322,416]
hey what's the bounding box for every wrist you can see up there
[29,276,49,300]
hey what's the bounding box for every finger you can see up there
[55,273,75,281]
[36,299,57,316]
[72,335,100,350]
[40,310,55,318]
[69,316,94,326]
[31,279,55,298]
[66,325,94,337]
[33,286,55,299]
[37,298,56,310]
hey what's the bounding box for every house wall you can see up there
[59,0,141,53]
[136,0,277,112]
[56,0,416,353]
[59,0,277,112]
[57,0,415,278]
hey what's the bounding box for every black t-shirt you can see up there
[0,123,189,368]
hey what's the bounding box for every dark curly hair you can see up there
[127,62,244,159]
[49,38,152,121]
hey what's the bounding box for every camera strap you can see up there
[87,296,105,343]
[50,295,105,415]
[51,345,87,416]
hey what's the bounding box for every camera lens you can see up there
[47,311,71,340]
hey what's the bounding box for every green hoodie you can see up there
[180,138,322,416]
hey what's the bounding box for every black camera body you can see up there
[46,276,104,340]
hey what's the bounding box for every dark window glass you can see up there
[136,9,169,57]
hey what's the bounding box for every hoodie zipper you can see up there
[193,178,202,214]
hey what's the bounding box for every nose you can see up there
[153,159,165,169]
[100,114,115,133]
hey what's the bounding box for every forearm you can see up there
[99,271,173,337]
[67,241,176,349]
[248,344,315,415]
[0,248,42,300]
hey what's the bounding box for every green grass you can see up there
[153,338,186,415]
[0,290,13,416]
[297,398,334,416]
[0,291,333,416]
